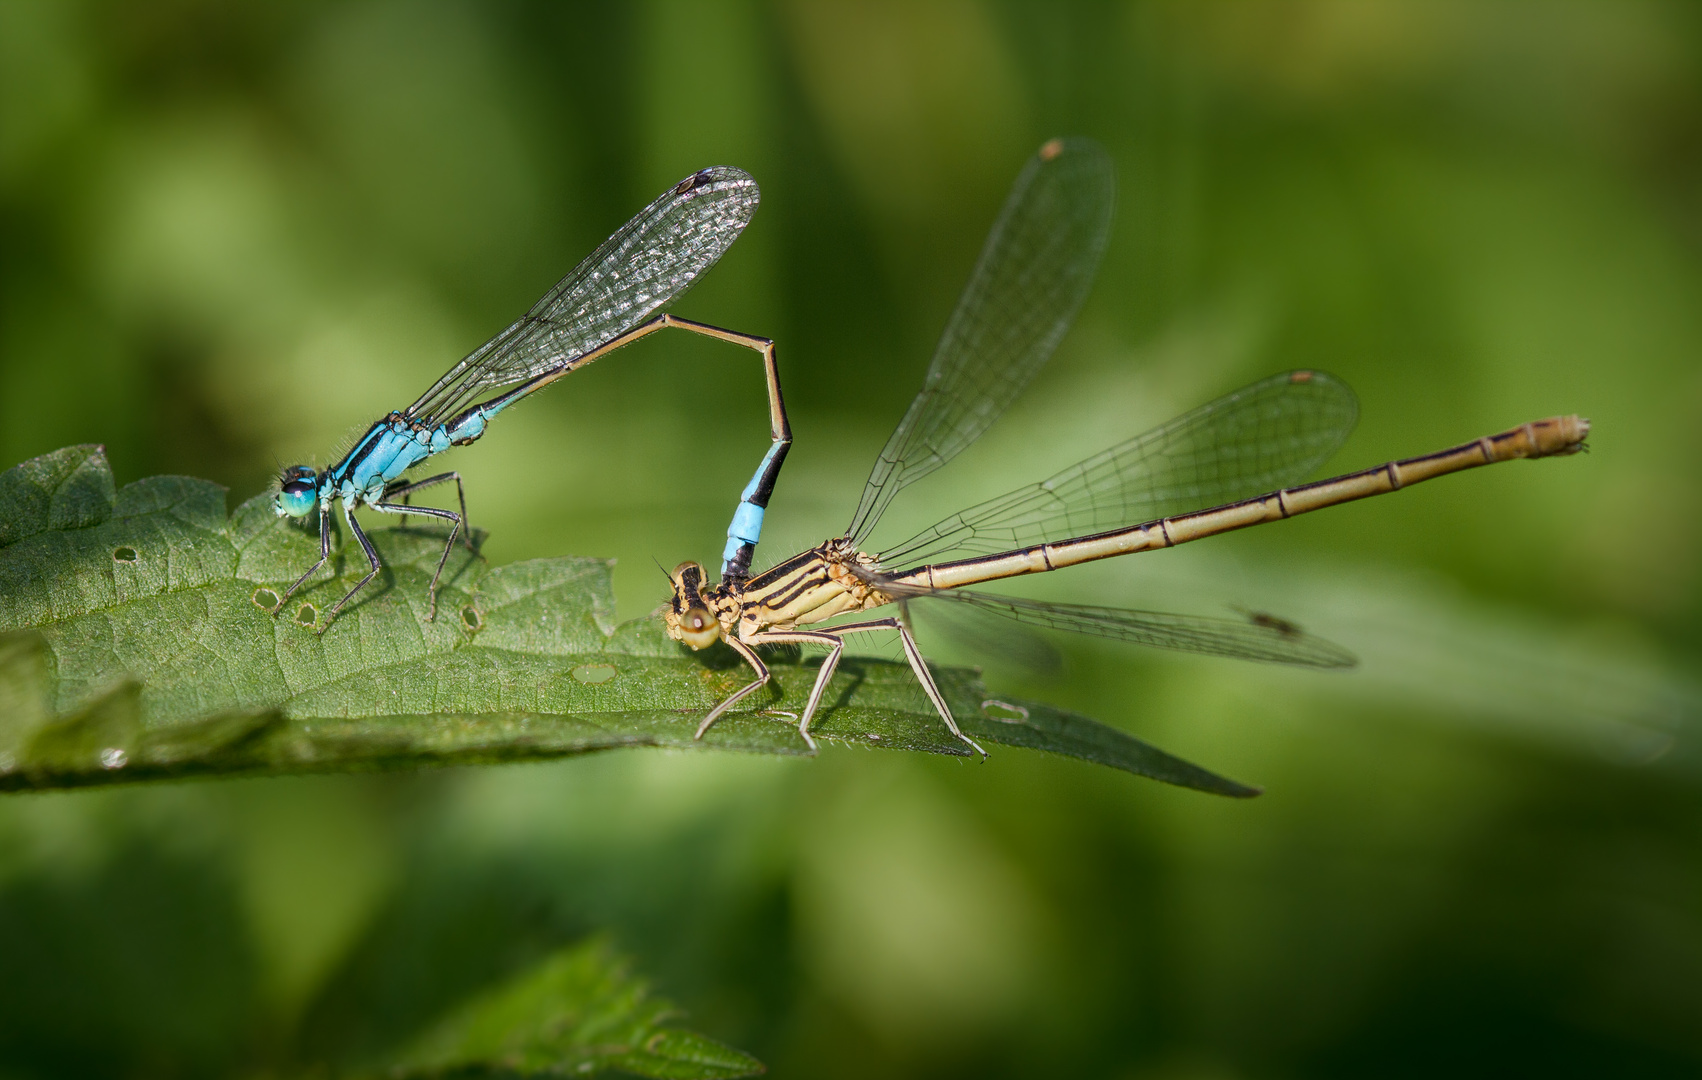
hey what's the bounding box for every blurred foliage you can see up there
[0,835,758,1079]
[388,939,763,1079]
[2,0,1702,1076]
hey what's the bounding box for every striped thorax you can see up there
[665,538,891,651]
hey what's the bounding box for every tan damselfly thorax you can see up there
[662,138,1590,757]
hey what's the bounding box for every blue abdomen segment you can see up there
[722,503,765,568]
[442,409,488,445]
[720,441,788,578]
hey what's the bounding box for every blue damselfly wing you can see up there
[407,167,760,426]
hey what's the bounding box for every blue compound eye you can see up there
[275,473,317,518]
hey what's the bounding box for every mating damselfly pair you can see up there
[270,138,1585,759]
[662,138,1588,754]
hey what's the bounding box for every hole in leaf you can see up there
[112,546,138,563]
[981,699,1029,723]
[294,603,318,627]
[571,663,617,685]
[252,587,279,609]
[460,605,482,632]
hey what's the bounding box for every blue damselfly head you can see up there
[274,466,317,518]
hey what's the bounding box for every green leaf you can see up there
[0,446,1256,797]
[384,939,763,1079]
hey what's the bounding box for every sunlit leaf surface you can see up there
[0,446,1255,796]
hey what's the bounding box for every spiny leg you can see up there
[371,496,460,622]
[737,629,850,751]
[751,619,935,747]
[318,502,385,634]
[895,621,986,757]
[273,504,334,616]
[694,636,772,740]
[727,620,989,756]
[385,471,475,552]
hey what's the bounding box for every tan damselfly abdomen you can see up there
[662,138,1588,763]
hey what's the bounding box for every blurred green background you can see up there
[3,1,1701,1076]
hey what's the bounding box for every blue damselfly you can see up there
[273,167,788,631]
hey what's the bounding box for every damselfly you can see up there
[273,167,789,632]
[661,138,1589,753]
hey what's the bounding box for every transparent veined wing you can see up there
[407,166,760,424]
[870,577,1357,668]
[876,370,1359,567]
[898,597,1065,679]
[847,138,1115,544]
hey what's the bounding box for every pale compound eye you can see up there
[275,473,317,517]
[677,605,721,650]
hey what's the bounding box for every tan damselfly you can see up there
[664,138,1588,754]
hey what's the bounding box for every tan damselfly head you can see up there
[667,562,722,650]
